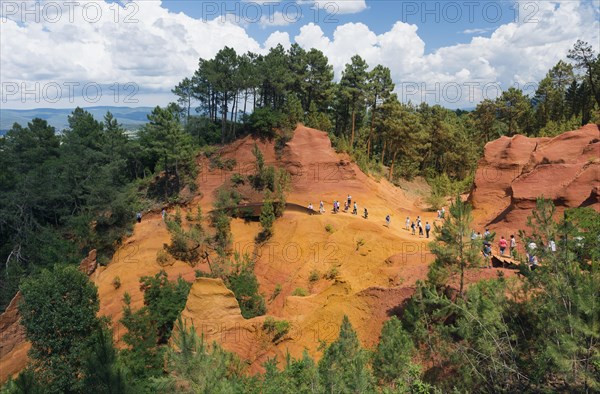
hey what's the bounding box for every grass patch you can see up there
[324,267,339,280]
[271,283,282,301]
[291,287,308,297]
[309,269,320,283]
[262,317,290,342]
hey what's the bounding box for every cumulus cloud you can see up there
[297,0,367,15]
[295,0,599,107]
[1,1,264,107]
[462,28,493,35]
[1,0,598,109]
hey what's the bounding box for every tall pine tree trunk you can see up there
[350,106,356,148]
[381,140,386,163]
[367,106,376,158]
[388,151,397,180]
[221,93,228,144]
[243,89,248,121]
[230,92,237,138]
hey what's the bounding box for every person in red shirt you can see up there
[499,236,508,256]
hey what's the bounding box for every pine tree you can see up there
[339,55,369,148]
[373,316,414,386]
[318,315,374,393]
[366,65,394,158]
[259,191,275,242]
[428,196,481,297]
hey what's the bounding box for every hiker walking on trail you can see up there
[411,221,416,235]
[352,202,358,215]
[499,236,508,256]
[510,234,517,255]
[347,194,352,206]
[425,222,431,238]
[136,211,142,223]
[308,202,313,211]
[483,242,493,268]
[344,201,349,212]
[483,228,491,240]
[320,201,325,213]
[161,208,166,221]
[385,214,391,227]
[364,208,368,219]
[405,216,410,230]
[441,207,445,218]
[418,222,424,237]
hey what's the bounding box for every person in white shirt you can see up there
[548,240,556,253]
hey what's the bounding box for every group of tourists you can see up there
[436,207,446,219]
[310,194,368,219]
[473,228,561,269]
[405,216,431,238]
[307,194,402,224]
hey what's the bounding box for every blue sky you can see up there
[1,0,599,109]
[161,0,520,51]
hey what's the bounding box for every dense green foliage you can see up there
[164,206,204,264]
[16,265,125,393]
[174,41,598,189]
[119,271,191,388]
[221,253,266,319]
[3,40,599,393]
[427,196,483,296]
[403,200,599,393]
[0,106,197,310]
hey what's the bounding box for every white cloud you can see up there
[1,0,598,109]
[297,0,367,15]
[295,0,599,108]
[263,31,292,49]
[462,28,492,35]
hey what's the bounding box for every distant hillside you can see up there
[0,106,154,135]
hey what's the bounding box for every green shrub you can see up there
[324,267,339,280]
[257,191,276,243]
[325,224,334,233]
[309,269,320,283]
[185,209,194,222]
[275,131,293,158]
[425,192,446,211]
[174,207,182,226]
[209,155,236,171]
[271,284,282,300]
[194,270,215,279]
[164,219,202,265]
[223,254,266,319]
[248,107,282,139]
[292,287,308,297]
[263,317,290,342]
[112,276,121,289]
[231,173,245,186]
[156,249,171,266]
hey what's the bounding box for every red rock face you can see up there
[78,249,98,276]
[0,292,31,383]
[470,124,600,235]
